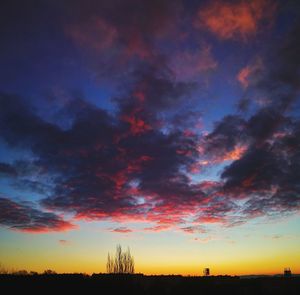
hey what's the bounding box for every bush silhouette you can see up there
[43,269,57,275]
[106,244,134,274]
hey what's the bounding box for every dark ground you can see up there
[1,274,299,294]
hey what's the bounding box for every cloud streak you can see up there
[0,198,75,233]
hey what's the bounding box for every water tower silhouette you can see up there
[284,267,292,277]
[203,268,210,276]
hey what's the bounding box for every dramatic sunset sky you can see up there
[0,0,300,275]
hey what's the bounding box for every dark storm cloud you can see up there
[0,92,63,150]
[0,90,207,227]
[257,18,300,108]
[204,20,300,219]
[131,65,196,110]
[204,115,246,157]
[0,162,17,177]
[221,119,300,215]
[60,0,185,82]
[202,112,300,220]
[40,113,203,222]
[246,108,287,145]
[0,197,75,232]
[114,62,198,137]
[63,0,182,51]
[0,0,186,90]
[222,145,282,191]
[0,0,300,233]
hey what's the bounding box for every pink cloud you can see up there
[237,58,263,88]
[19,222,76,233]
[237,66,252,88]
[0,197,76,233]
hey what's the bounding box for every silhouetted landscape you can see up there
[2,245,299,293]
[1,273,300,294]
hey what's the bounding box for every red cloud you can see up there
[195,0,276,40]
[108,155,153,192]
[122,115,152,135]
[121,103,152,135]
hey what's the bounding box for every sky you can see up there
[0,0,300,276]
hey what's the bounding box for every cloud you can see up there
[169,45,217,81]
[193,236,217,243]
[143,225,172,232]
[64,0,182,61]
[117,64,197,111]
[0,2,299,233]
[0,197,75,233]
[203,20,300,221]
[2,72,299,231]
[58,239,71,245]
[202,112,300,220]
[110,227,133,233]
[237,66,252,88]
[66,17,118,51]
[203,115,246,158]
[237,58,263,88]
[0,91,209,230]
[0,162,17,177]
[181,225,207,234]
[195,0,276,40]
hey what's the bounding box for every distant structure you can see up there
[203,268,210,276]
[284,267,292,277]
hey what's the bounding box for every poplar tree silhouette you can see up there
[106,245,135,274]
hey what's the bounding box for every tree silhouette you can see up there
[106,244,134,274]
[43,269,57,275]
[0,263,8,274]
